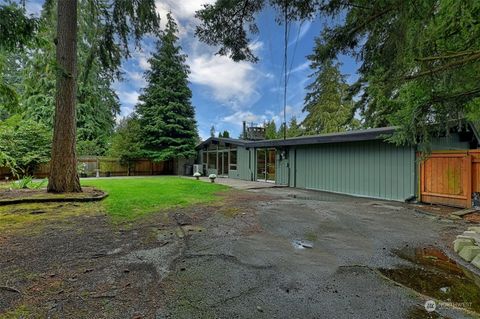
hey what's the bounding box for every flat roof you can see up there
[196,127,397,149]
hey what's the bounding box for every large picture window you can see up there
[208,152,217,169]
[230,150,237,170]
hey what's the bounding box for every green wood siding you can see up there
[430,133,470,150]
[276,149,289,185]
[292,140,415,201]
[236,147,253,181]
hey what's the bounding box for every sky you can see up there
[25,0,360,140]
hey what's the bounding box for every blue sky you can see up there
[25,0,359,140]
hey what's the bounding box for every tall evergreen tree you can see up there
[264,120,277,139]
[287,116,303,137]
[302,59,353,134]
[136,13,198,161]
[108,115,143,176]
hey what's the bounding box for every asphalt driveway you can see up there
[161,185,477,319]
[1,179,478,318]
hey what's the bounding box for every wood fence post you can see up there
[465,155,473,208]
[419,155,425,203]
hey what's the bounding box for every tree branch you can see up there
[406,52,480,80]
[431,87,480,103]
[415,50,480,62]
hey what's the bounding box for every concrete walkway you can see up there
[183,176,282,190]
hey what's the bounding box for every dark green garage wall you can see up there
[290,140,415,201]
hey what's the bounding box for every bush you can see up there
[0,115,51,177]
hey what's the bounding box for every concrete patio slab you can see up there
[183,176,283,190]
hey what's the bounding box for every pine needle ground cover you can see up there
[81,177,228,220]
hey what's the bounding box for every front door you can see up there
[256,148,275,182]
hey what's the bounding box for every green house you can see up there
[196,126,479,202]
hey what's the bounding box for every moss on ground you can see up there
[220,207,241,218]
[0,202,101,234]
[304,230,318,242]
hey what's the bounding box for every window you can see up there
[202,152,207,164]
[208,152,217,169]
[230,150,237,170]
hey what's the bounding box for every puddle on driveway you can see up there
[378,246,480,316]
[292,239,314,249]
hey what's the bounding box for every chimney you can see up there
[242,121,247,139]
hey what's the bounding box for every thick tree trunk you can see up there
[47,0,81,193]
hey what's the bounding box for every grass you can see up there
[81,176,228,220]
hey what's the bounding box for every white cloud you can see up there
[155,0,215,21]
[155,0,216,36]
[124,70,147,87]
[288,61,310,75]
[117,91,140,107]
[188,53,263,110]
[26,1,42,17]
[288,21,312,47]
[222,111,268,126]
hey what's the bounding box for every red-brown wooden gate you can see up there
[420,150,480,208]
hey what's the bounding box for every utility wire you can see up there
[286,20,304,86]
[283,0,288,140]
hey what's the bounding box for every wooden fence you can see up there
[419,150,480,208]
[0,157,174,179]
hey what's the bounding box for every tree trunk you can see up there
[47,0,81,193]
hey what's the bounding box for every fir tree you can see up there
[136,13,198,161]
[287,117,303,137]
[264,120,277,140]
[302,59,353,134]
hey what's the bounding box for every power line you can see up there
[286,20,304,87]
[283,0,288,140]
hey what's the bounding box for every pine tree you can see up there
[264,120,277,140]
[277,122,286,139]
[302,59,353,134]
[109,115,143,176]
[136,13,198,161]
[287,116,303,137]
[210,125,215,137]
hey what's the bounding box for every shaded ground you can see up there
[0,187,105,202]
[1,182,479,318]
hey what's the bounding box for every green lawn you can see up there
[81,177,228,220]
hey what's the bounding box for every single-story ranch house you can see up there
[196,124,479,203]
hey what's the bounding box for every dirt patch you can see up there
[464,212,480,224]
[412,204,459,218]
[0,189,265,318]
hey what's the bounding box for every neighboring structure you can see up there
[242,121,266,140]
[196,124,479,202]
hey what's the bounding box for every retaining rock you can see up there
[454,238,475,253]
[459,245,480,262]
[472,255,480,269]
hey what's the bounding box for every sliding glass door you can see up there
[217,151,229,176]
[256,148,275,182]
